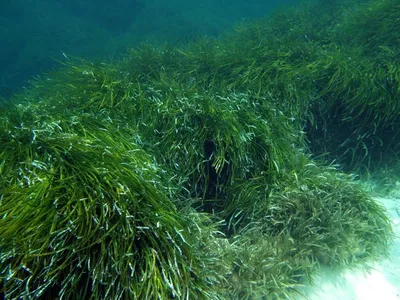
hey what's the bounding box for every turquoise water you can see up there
[0,0,298,99]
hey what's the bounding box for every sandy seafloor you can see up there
[298,196,400,300]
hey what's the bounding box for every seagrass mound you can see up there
[0,109,220,299]
[0,64,392,299]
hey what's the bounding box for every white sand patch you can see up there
[299,197,400,300]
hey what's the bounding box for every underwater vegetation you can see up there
[0,0,397,298]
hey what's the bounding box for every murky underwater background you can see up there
[0,0,299,99]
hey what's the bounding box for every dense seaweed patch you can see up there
[0,0,397,298]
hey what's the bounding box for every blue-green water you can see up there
[0,0,299,99]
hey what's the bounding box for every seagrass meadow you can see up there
[0,0,398,298]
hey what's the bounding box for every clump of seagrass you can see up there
[18,61,303,231]
[265,156,393,266]
[0,107,217,299]
[209,225,317,299]
[202,156,393,299]
[122,0,400,173]
[126,86,301,226]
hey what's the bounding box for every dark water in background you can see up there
[0,0,300,99]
